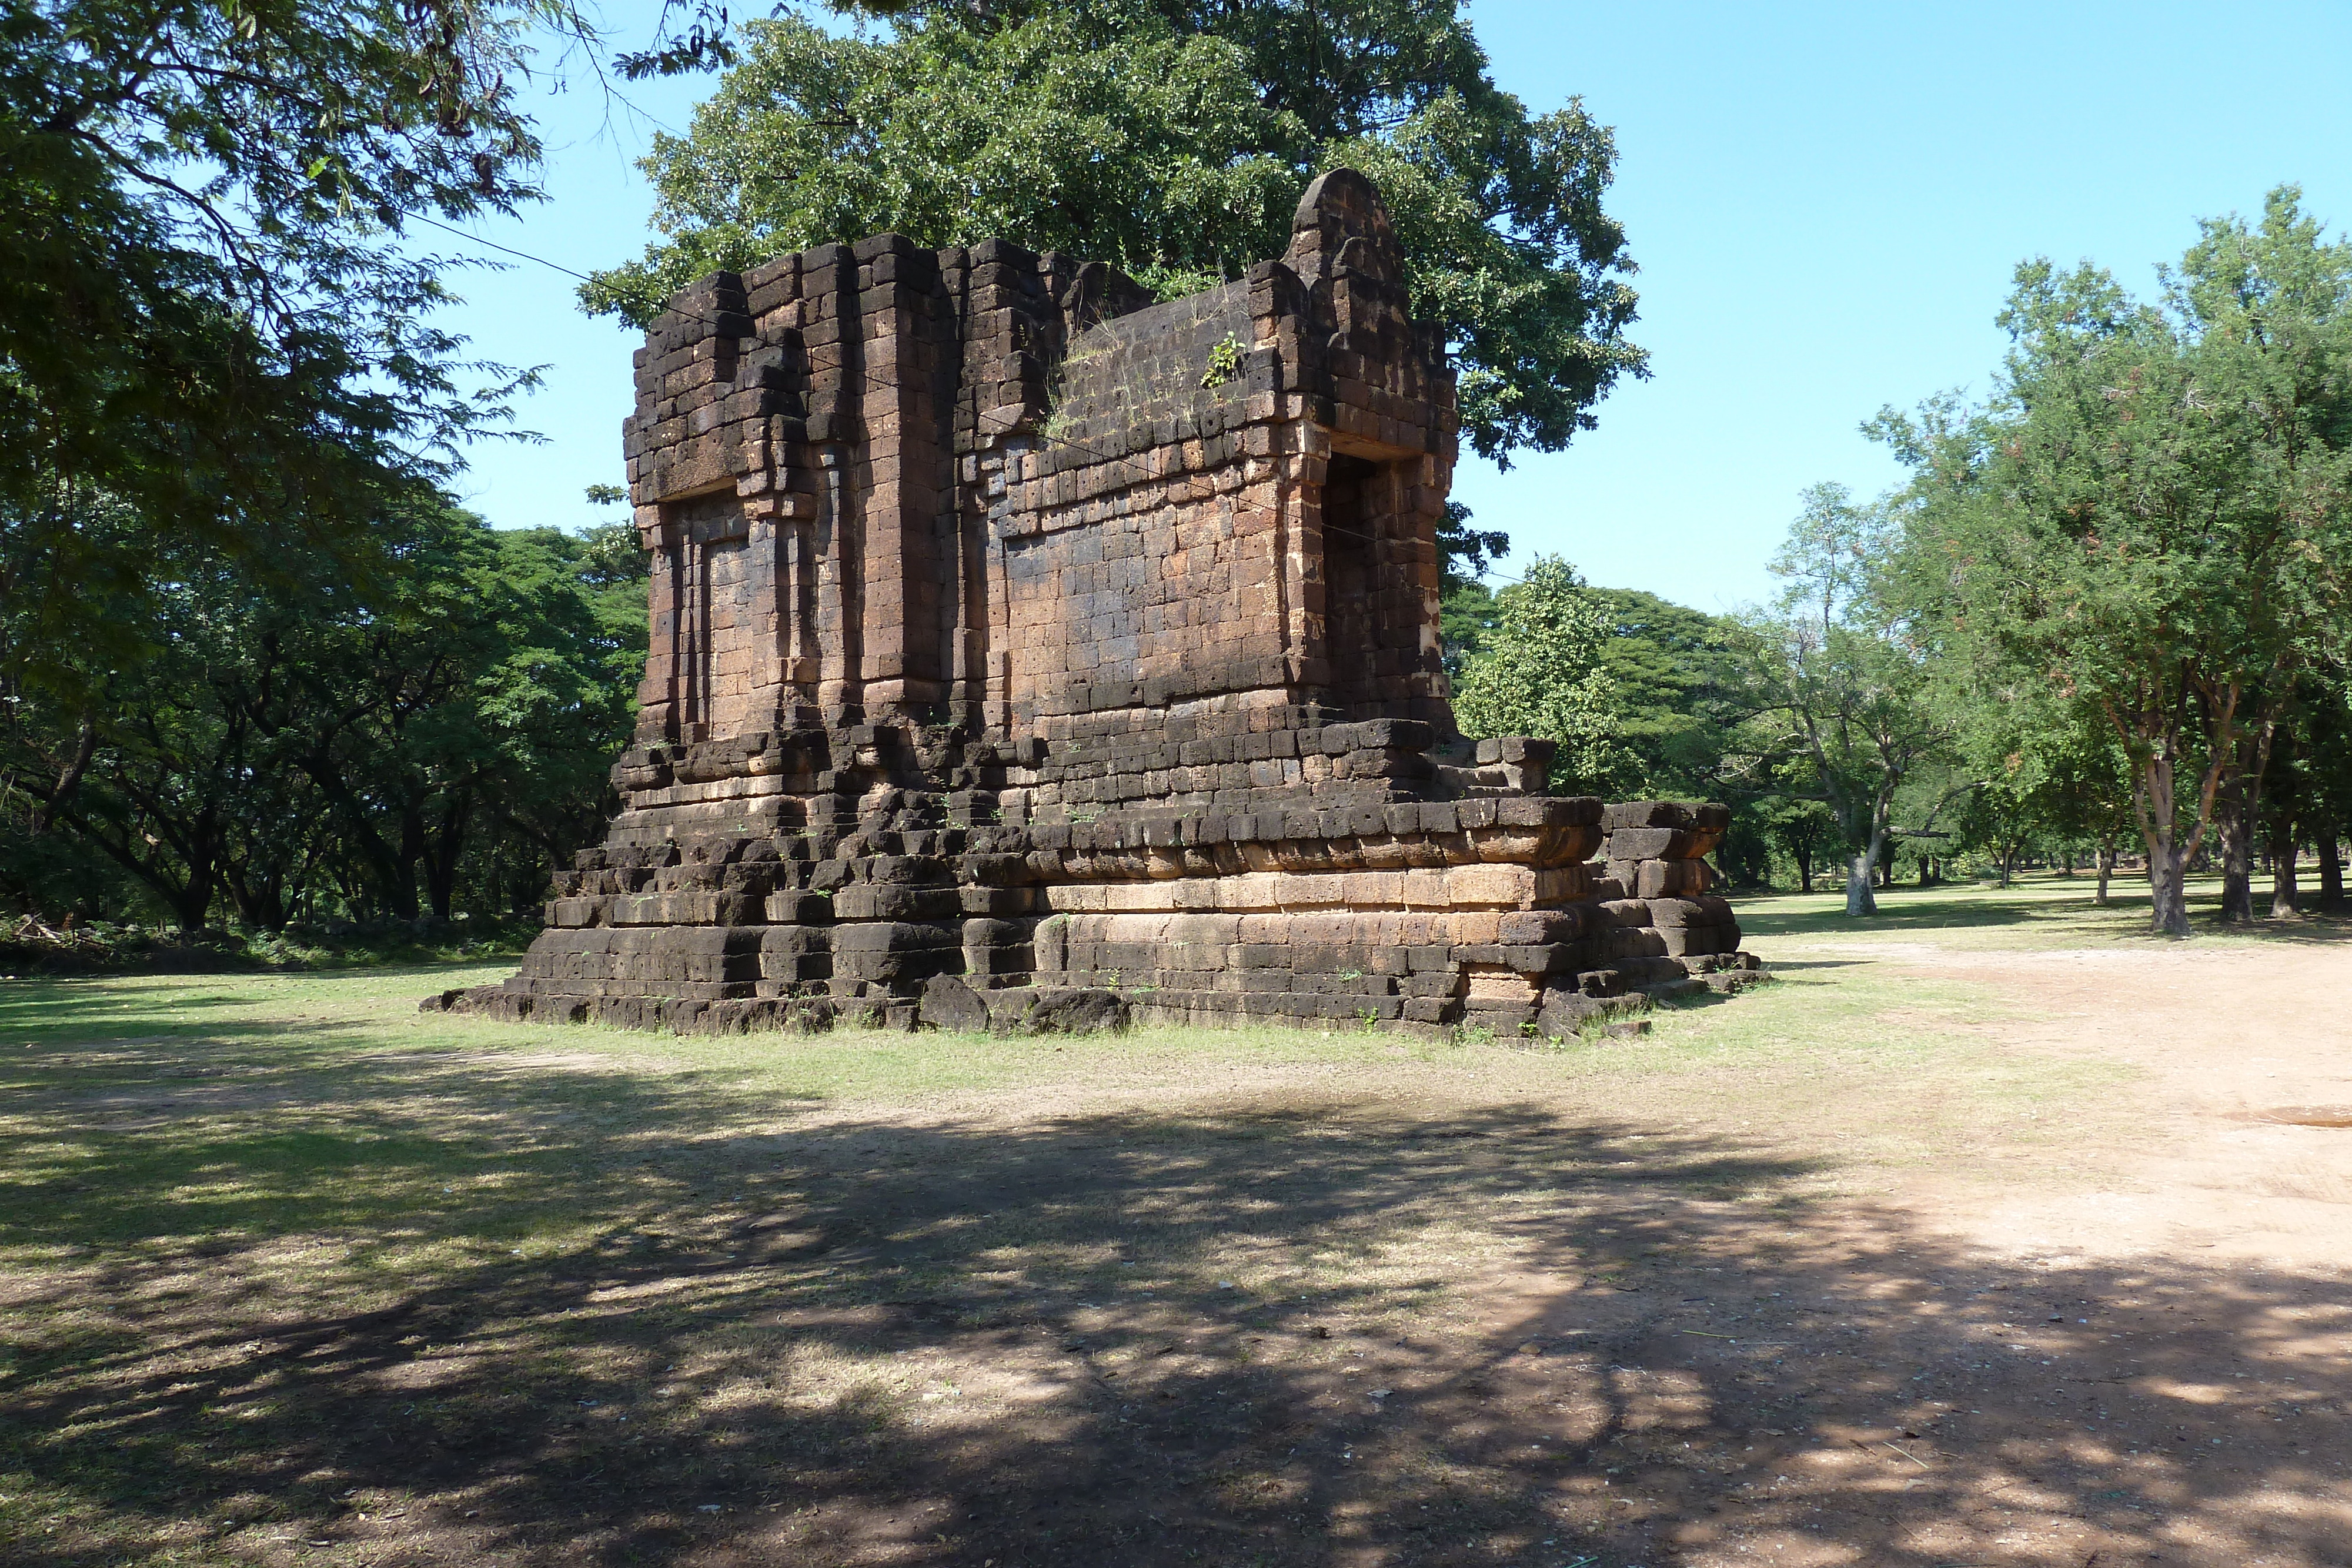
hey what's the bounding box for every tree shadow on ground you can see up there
[1742,886,2352,947]
[2,1034,2346,1567]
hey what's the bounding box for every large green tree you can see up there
[1447,555,1630,793]
[1580,586,1779,885]
[1736,483,1960,917]
[1583,588,1747,797]
[1883,189,2352,936]
[0,0,619,710]
[582,0,1645,464]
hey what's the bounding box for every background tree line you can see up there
[0,0,689,941]
[7,1,2346,942]
[1,499,646,934]
[4,0,1656,939]
[1445,188,2352,934]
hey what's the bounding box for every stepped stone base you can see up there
[432,716,1765,1042]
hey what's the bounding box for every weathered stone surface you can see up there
[1003,988,1131,1037]
[1535,989,1639,1036]
[440,170,1763,1038]
[918,974,992,1033]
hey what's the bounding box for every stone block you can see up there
[1601,827,1708,861]
[1635,859,1713,898]
[998,988,1132,1035]
[918,974,993,1032]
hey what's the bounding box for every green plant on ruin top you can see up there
[579,0,1645,466]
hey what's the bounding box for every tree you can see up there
[2251,674,2352,918]
[0,0,595,707]
[1578,584,1782,884]
[1756,787,1839,895]
[1435,500,1508,674]
[1437,552,1780,886]
[3,497,352,931]
[2295,677,2352,913]
[2,2,687,935]
[1448,556,1630,793]
[1,494,647,931]
[1738,483,1960,917]
[1936,638,2138,900]
[1583,588,1748,793]
[1883,189,2352,936]
[581,0,1645,464]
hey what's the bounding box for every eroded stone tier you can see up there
[440,171,1765,1039]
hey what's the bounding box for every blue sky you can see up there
[437,0,2352,613]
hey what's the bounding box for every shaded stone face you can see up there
[443,172,1760,1039]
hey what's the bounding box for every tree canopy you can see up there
[580,0,1646,464]
[0,0,593,706]
[1,495,647,932]
[1447,556,1631,795]
[1882,187,2352,934]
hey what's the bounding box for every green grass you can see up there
[0,887,2338,1564]
[1738,867,2352,950]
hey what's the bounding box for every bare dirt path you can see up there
[1864,940,2352,1271]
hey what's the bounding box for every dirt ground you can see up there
[2,887,2348,1568]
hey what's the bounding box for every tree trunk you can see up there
[2149,848,2194,937]
[2215,719,2277,924]
[2095,841,2115,907]
[1844,833,1883,916]
[1795,842,1814,895]
[225,872,288,932]
[2318,830,2345,912]
[2217,772,2255,923]
[162,868,216,936]
[2061,846,2074,877]
[2270,819,2299,920]
[422,790,470,921]
[2132,745,2197,939]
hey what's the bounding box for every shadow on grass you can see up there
[0,959,508,1037]
[1740,890,2128,941]
[1,1014,2346,1567]
[1741,880,2352,947]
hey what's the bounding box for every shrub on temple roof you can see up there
[580,0,1645,465]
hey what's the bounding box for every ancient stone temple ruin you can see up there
[438,170,1762,1038]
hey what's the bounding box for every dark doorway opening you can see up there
[1322,453,1377,705]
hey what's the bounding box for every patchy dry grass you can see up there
[2,896,2347,1568]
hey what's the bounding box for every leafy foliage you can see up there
[1732,483,1960,915]
[1583,589,1747,798]
[2,499,646,930]
[1447,556,1629,793]
[1582,586,1777,885]
[1435,527,1779,884]
[0,0,589,688]
[581,0,1645,463]
[1882,187,2352,933]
